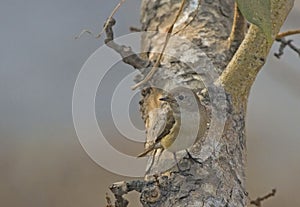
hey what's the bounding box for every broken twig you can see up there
[274,38,300,58]
[104,18,150,69]
[75,0,126,40]
[250,189,276,207]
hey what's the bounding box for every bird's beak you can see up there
[159,96,175,103]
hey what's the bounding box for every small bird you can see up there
[138,86,208,158]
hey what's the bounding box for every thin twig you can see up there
[276,29,300,39]
[274,29,300,58]
[131,0,187,90]
[74,0,125,40]
[173,0,202,35]
[96,0,126,38]
[250,189,276,207]
[129,26,142,32]
[274,38,300,58]
[74,30,93,39]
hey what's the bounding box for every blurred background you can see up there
[0,0,299,206]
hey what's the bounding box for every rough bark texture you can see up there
[137,1,245,206]
[108,0,294,206]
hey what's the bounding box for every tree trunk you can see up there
[108,0,294,206]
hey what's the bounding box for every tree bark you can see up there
[108,0,294,206]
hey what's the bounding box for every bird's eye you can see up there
[178,95,184,100]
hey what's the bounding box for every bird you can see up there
[137,86,208,158]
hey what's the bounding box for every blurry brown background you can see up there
[0,1,299,206]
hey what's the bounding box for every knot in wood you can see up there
[141,186,161,203]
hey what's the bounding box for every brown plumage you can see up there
[138,86,208,157]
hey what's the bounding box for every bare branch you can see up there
[75,0,126,40]
[276,29,300,39]
[104,18,150,70]
[131,0,187,90]
[274,38,300,58]
[96,0,126,39]
[250,189,276,207]
[173,0,202,35]
[129,26,142,32]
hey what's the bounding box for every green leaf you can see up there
[236,0,272,43]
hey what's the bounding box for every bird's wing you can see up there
[154,108,176,143]
[138,106,174,157]
[147,106,175,143]
[147,107,167,142]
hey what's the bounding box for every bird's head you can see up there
[159,87,200,113]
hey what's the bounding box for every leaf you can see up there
[236,0,272,43]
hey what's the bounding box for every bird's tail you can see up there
[137,141,164,158]
[137,145,155,157]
